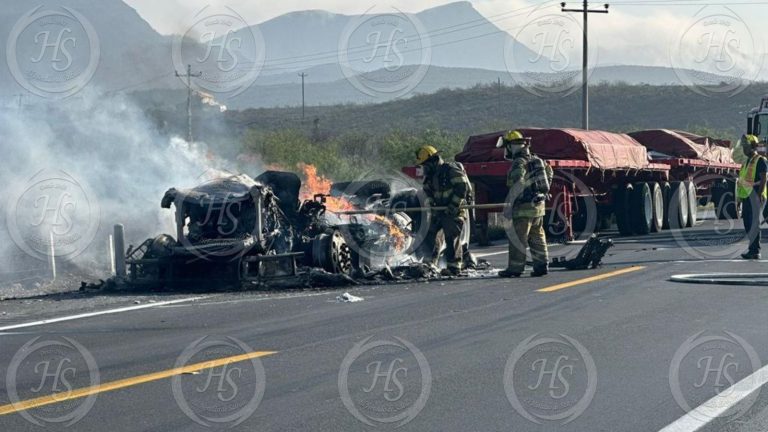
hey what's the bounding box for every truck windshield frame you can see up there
[754,114,768,143]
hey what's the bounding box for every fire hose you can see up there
[670,273,768,285]
[331,203,509,215]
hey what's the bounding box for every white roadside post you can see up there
[49,231,56,281]
[108,234,115,275]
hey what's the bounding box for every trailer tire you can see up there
[475,220,490,247]
[614,183,634,236]
[573,195,598,235]
[685,181,698,227]
[649,182,664,232]
[713,179,738,220]
[631,182,654,235]
[661,182,672,229]
[668,181,689,229]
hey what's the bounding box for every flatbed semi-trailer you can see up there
[403,131,741,245]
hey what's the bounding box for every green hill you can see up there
[144,82,765,179]
[227,82,759,139]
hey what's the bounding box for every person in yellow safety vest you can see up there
[737,134,768,260]
[416,145,472,276]
[497,131,554,278]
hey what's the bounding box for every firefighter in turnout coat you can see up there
[416,145,473,276]
[497,131,553,278]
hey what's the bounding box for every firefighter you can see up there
[416,145,472,276]
[497,131,553,278]
[737,134,767,260]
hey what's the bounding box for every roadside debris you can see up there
[551,235,614,270]
[336,292,364,303]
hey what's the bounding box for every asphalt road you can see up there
[1,217,768,431]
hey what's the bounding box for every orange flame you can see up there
[298,164,354,211]
[374,215,407,252]
[298,163,409,252]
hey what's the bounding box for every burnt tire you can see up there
[685,181,698,227]
[649,182,665,232]
[668,181,689,229]
[311,230,353,274]
[614,183,634,236]
[631,182,653,235]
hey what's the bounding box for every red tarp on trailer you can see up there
[673,130,732,148]
[455,128,650,170]
[628,129,734,164]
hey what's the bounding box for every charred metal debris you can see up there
[115,171,490,290]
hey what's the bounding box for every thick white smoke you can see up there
[0,88,238,288]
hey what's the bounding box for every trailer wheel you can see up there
[614,183,634,236]
[661,182,672,229]
[649,182,664,232]
[474,219,490,247]
[685,181,698,227]
[573,195,598,235]
[668,181,689,229]
[713,179,738,220]
[631,182,653,235]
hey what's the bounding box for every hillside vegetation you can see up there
[218,82,765,179]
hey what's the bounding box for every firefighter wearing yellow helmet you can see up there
[416,145,474,276]
[497,130,553,277]
[737,134,767,259]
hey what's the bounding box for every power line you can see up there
[244,0,768,73]
[609,1,768,4]
[562,1,610,130]
[103,71,174,95]
[234,1,556,73]
[255,0,553,69]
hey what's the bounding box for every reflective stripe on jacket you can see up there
[424,162,471,208]
[737,155,767,200]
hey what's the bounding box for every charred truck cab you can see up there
[124,172,357,288]
[122,170,418,288]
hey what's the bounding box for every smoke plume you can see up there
[0,88,238,288]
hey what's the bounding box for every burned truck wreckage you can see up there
[122,171,436,288]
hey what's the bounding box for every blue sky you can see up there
[124,0,768,77]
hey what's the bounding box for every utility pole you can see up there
[298,72,308,121]
[497,77,502,119]
[562,1,608,130]
[14,94,24,113]
[176,64,202,143]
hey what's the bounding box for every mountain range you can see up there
[0,0,760,108]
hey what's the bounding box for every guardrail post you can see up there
[114,224,126,278]
[49,231,56,281]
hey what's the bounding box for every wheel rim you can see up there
[679,185,689,225]
[653,187,664,229]
[687,183,697,224]
[643,188,653,226]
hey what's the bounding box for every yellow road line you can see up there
[537,266,645,293]
[0,350,277,416]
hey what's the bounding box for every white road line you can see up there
[672,260,768,264]
[659,365,768,432]
[0,297,206,331]
[474,250,507,258]
[158,292,332,308]
[474,241,575,258]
